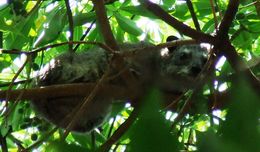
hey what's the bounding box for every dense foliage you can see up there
[0,0,259,151]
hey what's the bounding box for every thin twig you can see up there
[139,0,215,44]
[186,0,201,31]
[1,41,114,55]
[170,92,193,130]
[64,0,74,52]
[98,107,139,152]
[62,66,112,138]
[0,80,30,88]
[92,0,138,91]
[73,21,96,52]
[209,0,219,30]
[215,0,260,92]
[239,1,258,9]
[25,127,58,151]
[164,92,185,110]
[4,57,29,118]
[8,134,25,150]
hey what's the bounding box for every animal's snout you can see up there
[190,66,202,76]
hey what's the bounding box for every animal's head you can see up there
[161,36,209,78]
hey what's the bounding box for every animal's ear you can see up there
[166,35,179,53]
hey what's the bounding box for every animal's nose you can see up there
[190,66,202,76]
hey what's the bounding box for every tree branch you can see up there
[216,42,260,93]
[64,0,74,52]
[214,0,260,92]
[0,82,242,113]
[92,0,119,50]
[217,0,239,39]
[186,0,201,31]
[139,0,215,44]
[98,107,139,152]
[92,0,140,92]
[255,0,260,17]
[0,83,131,101]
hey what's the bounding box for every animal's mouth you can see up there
[176,67,202,79]
[190,66,203,77]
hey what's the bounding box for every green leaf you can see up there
[86,27,102,43]
[128,89,180,152]
[73,12,96,27]
[71,133,92,149]
[34,8,67,47]
[0,7,13,31]
[45,140,89,152]
[172,3,189,20]
[110,102,125,117]
[4,9,38,49]
[201,18,215,33]
[114,12,142,36]
[198,78,260,152]
[121,0,132,7]
[121,5,158,19]
[162,0,176,9]
[197,131,244,152]
[193,1,212,17]
[220,78,260,152]
[232,31,252,50]
[247,21,260,32]
[9,102,25,131]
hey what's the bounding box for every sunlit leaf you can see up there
[114,12,142,36]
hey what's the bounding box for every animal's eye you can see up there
[179,52,191,60]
